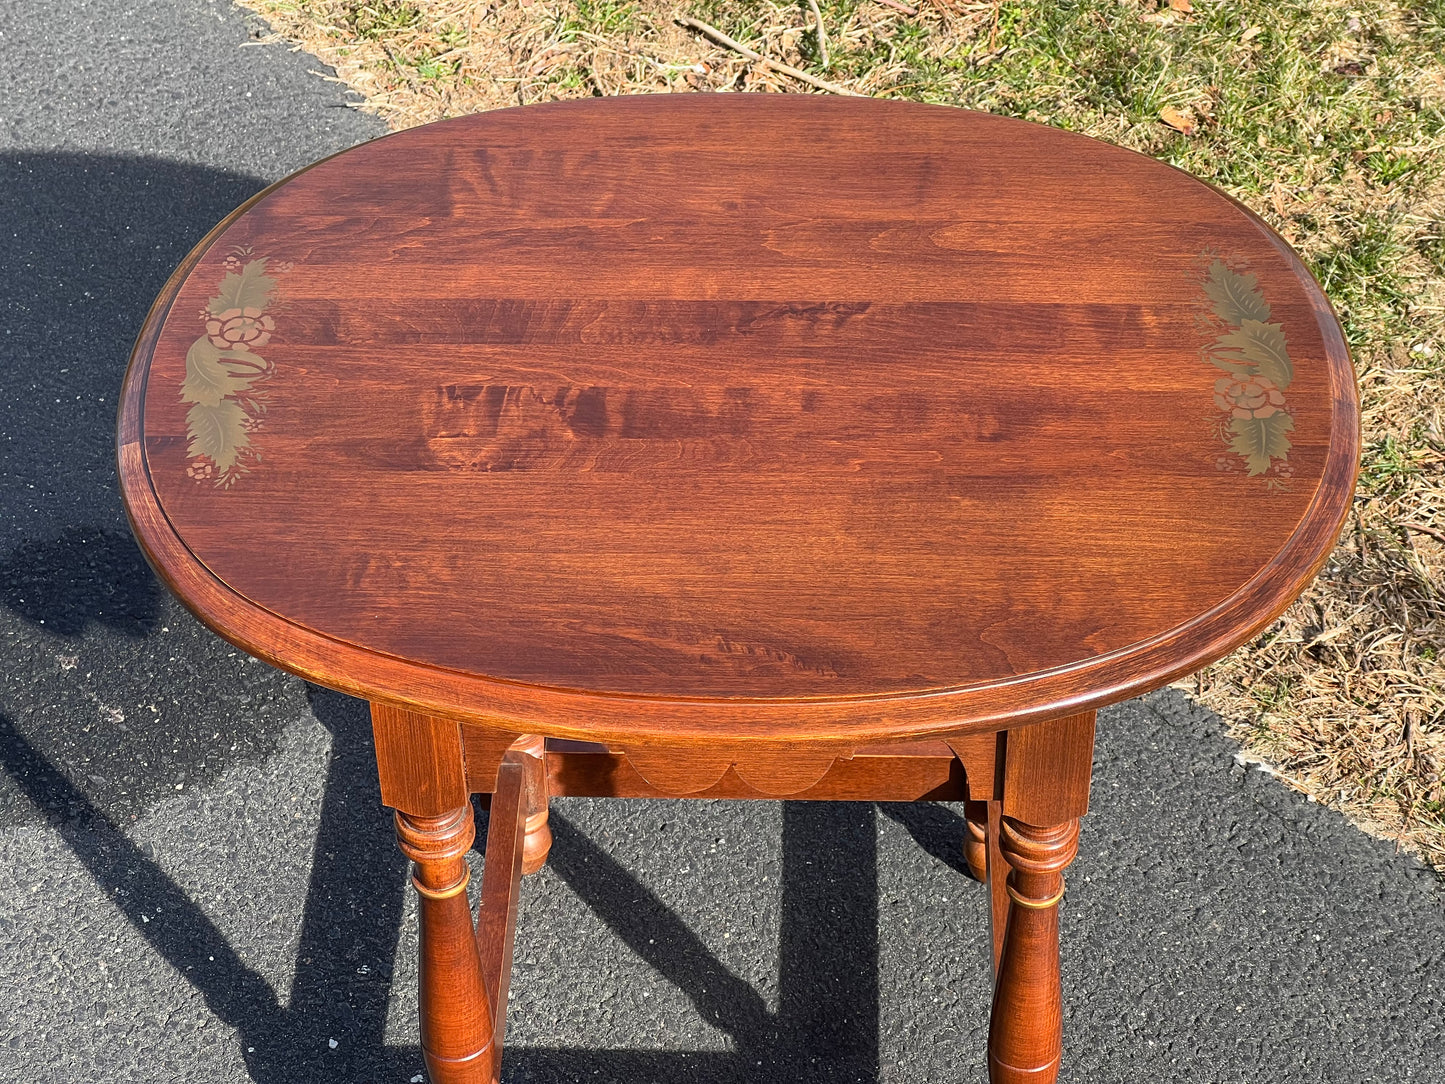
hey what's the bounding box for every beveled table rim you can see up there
[116,97,1360,746]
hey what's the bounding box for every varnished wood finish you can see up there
[988,818,1080,1084]
[476,734,985,801]
[458,728,528,797]
[395,805,495,1083]
[373,704,469,817]
[394,751,530,1084]
[964,798,1012,974]
[512,735,552,875]
[963,801,989,883]
[1002,713,1095,825]
[115,96,1358,1083]
[983,800,1008,976]
[117,94,1359,746]
[476,754,528,1059]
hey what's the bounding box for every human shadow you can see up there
[0,151,272,527]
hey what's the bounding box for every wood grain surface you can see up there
[116,94,1358,743]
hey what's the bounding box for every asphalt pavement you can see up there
[0,2,1442,1082]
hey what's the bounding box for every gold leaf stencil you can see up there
[1203,260,1271,325]
[180,246,285,487]
[1214,319,1293,389]
[1200,256,1296,487]
[186,400,250,473]
[1229,413,1295,476]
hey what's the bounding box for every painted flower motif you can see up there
[206,306,275,352]
[1213,374,1285,420]
[184,251,279,487]
[1200,258,1296,481]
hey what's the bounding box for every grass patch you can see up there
[346,1,423,38]
[236,0,1445,870]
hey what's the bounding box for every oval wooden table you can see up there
[117,95,1358,1083]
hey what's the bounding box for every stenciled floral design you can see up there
[1214,374,1285,419]
[205,307,275,352]
[1198,256,1296,487]
[181,246,283,487]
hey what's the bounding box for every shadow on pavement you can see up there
[0,697,415,1082]
[876,801,972,879]
[0,152,303,826]
[0,149,905,1083]
[0,527,161,637]
[530,801,882,1082]
[0,151,271,519]
[1,681,902,1083]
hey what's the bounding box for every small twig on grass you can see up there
[872,0,918,13]
[1404,521,1445,546]
[676,15,862,96]
[805,0,829,69]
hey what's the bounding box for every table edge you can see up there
[115,99,1361,744]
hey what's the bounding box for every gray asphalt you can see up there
[0,2,1441,1082]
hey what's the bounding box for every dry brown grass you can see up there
[1194,256,1445,866]
[235,0,1445,870]
[238,0,918,116]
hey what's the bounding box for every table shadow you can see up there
[876,801,973,878]
[0,683,909,1083]
[527,800,881,1083]
[0,151,304,829]
[0,148,935,1083]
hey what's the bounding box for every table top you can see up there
[117,94,1358,744]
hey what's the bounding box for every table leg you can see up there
[983,800,1008,978]
[986,817,1080,1084]
[395,806,496,1083]
[965,799,1010,975]
[515,735,552,874]
[985,710,1093,1084]
[374,706,531,1083]
[963,800,988,882]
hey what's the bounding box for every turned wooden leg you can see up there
[983,800,1009,977]
[374,706,532,1084]
[987,817,1080,1084]
[987,711,1094,1084]
[395,806,496,1084]
[513,735,552,875]
[966,798,1011,975]
[963,800,988,882]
